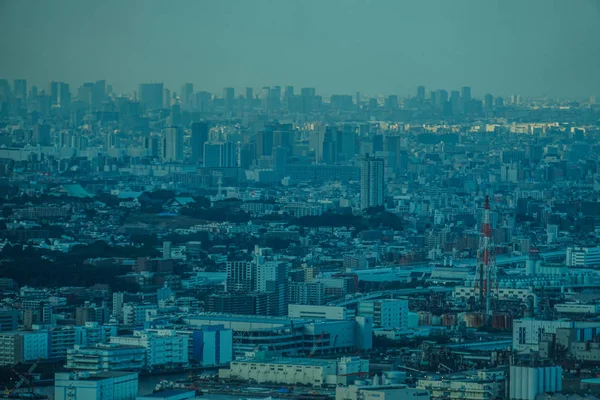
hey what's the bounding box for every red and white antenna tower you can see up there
[474,195,497,323]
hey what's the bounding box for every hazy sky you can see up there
[1,0,599,98]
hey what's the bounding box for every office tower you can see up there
[284,86,294,99]
[360,155,385,210]
[13,79,26,100]
[180,83,194,106]
[355,92,361,109]
[256,127,274,157]
[336,125,357,162]
[300,87,316,113]
[484,93,494,112]
[33,124,51,146]
[163,88,171,108]
[273,126,293,151]
[51,82,71,109]
[436,90,448,106]
[191,122,209,164]
[92,80,107,109]
[245,87,253,101]
[162,126,184,162]
[320,126,337,164]
[195,91,212,111]
[260,87,270,110]
[268,86,281,111]
[495,96,504,108]
[0,80,10,100]
[204,141,236,167]
[223,87,235,112]
[450,90,461,114]
[139,83,164,110]
[384,95,398,111]
[417,85,426,102]
[461,86,472,103]
[50,82,60,106]
[368,98,378,111]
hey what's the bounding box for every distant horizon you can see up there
[1,0,599,100]
[2,78,596,102]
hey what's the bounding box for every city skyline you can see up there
[1,0,599,98]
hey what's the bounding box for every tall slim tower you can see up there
[474,196,497,323]
[360,155,385,210]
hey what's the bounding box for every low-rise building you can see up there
[220,356,368,387]
[110,330,188,370]
[54,371,138,400]
[336,384,430,400]
[66,343,146,371]
[418,378,500,400]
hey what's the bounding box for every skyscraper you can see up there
[139,83,164,110]
[180,83,194,106]
[50,82,71,109]
[417,86,426,102]
[360,155,385,210]
[191,122,209,164]
[461,86,472,103]
[204,141,236,167]
[223,87,235,113]
[13,79,26,100]
[162,126,184,162]
[33,124,51,146]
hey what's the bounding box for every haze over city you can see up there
[2,2,600,400]
[1,0,600,98]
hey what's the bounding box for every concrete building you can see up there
[146,325,232,367]
[0,309,18,331]
[110,330,188,370]
[122,304,157,326]
[358,299,408,329]
[288,304,356,320]
[55,371,138,400]
[513,319,600,352]
[183,314,372,357]
[221,355,368,387]
[418,378,500,400]
[66,343,145,371]
[566,246,600,267]
[337,385,430,400]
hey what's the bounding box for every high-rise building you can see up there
[191,122,209,164]
[360,155,384,210]
[139,83,164,110]
[204,141,236,168]
[223,87,235,112]
[33,124,51,146]
[416,85,426,102]
[92,80,107,109]
[13,79,26,100]
[245,87,253,101]
[162,127,184,162]
[256,127,274,157]
[50,82,71,109]
[461,86,472,103]
[180,83,194,106]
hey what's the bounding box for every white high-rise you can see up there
[163,127,184,162]
[360,155,384,210]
